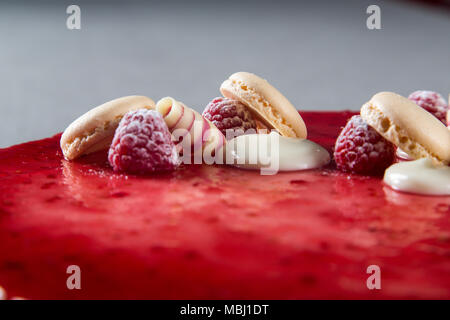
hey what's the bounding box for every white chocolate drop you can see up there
[225,132,330,174]
[384,158,450,195]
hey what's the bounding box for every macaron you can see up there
[61,95,155,160]
[360,92,450,164]
[220,72,307,139]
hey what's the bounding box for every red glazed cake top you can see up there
[1,111,449,299]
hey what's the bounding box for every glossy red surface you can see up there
[0,111,449,299]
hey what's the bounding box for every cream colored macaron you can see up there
[220,72,307,138]
[360,92,450,164]
[60,95,155,160]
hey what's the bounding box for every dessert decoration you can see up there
[360,92,450,165]
[220,72,307,139]
[202,97,257,138]
[384,158,450,195]
[60,96,155,160]
[108,109,179,174]
[156,97,225,157]
[408,90,448,124]
[334,115,395,175]
[216,72,332,173]
[226,131,330,173]
[395,148,413,161]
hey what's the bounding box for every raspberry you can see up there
[108,109,179,174]
[202,97,256,138]
[334,115,395,175]
[408,90,448,124]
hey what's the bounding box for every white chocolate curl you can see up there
[156,97,225,162]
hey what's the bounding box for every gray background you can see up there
[0,0,449,148]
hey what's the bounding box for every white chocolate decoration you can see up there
[384,158,450,195]
[156,97,225,155]
[225,131,330,174]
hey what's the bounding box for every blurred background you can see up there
[0,0,449,147]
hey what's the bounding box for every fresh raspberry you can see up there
[108,109,179,174]
[334,115,395,175]
[408,90,448,124]
[202,97,256,138]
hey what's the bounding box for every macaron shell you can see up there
[360,91,450,164]
[220,72,307,139]
[61,95,155,160]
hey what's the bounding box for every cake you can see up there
[1,72,449,300]
[1,110,449,299]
